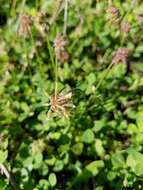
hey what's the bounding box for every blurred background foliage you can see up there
[1,0,143,189]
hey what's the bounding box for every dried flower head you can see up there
[121,21,131,33]
[17,14,33,37]
[54,35,68,53]
[106,6,120,25]
[48,92,73,118]
[54,34,69,62]
[34,11,49,36]
[112,48,130,64]
[56,51,70,63]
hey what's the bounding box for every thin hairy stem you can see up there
[95,61,114,91]
[47,38,55,70]
[46,38,58,96]
[63,0,68,36]
[23,38,29,69]
[49,0,64,26]
[29,31,43,73]
[54,56,58,96]
[11,0,17,10]
[108,0,112,6]
[16,0,26,34]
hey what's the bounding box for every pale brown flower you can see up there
[48,92,73,118]
[112,48,130,64]
[56,51,70,63]
[54,35,67,53]
[120,21,131,33]
[17,14,33,37]
[33,11,48,36]
[106,6,120,25]
[107,6,120,14]
[54,34,69,62]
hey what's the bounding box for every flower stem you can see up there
[55,56,58,96]
[63,0,68,36]
[95,61,114,91]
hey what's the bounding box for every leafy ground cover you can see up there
[1,0,143,189]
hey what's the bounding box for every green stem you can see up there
[29,31,43,74]
[63,0,68,36]
[23,39,33,79]
[47,38,55,70]
[16,0,26,32]
[23,39,28,66]
[95,61,114,91]
[120,30,125,46]
[46,38,58,96]
[55,56,58,96]
[108,0,112,6]
[35,0,39,9]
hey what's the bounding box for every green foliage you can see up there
[82,129,95,144]
[0,151,7,164]
[1,0,143,189]
[48,173,57,187]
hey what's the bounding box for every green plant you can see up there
[1,0,143,190]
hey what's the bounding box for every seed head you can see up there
[107,6,119,14]
[106,6,120,25]
[121,21,131,33]
[48,92,73,118]
[112,48,130,64]
[54,34,69,62]
[56,51,70,63]
[34,11,48,36]
[54,35,67,53]
[18,14,33,38]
